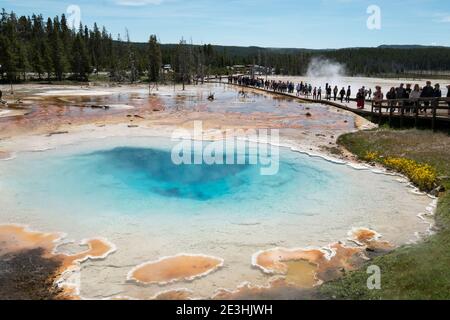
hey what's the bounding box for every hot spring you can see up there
[0,136,432,299]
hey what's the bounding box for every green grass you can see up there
[320,128,450,300]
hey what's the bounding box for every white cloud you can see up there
[433,12,450,23]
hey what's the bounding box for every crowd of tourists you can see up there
[370,81,449,114]
[227,76,450,114]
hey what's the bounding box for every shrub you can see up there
[362,151,379,162]
[382,157,437,191]
[361,151,437,191]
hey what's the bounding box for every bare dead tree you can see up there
[125,29,137,83]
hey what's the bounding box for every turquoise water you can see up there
[2,138,339,220]
[0,136,430,248]
[90,147,255,201]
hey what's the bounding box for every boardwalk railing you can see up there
[371,98,450,130]
[207,78,450,130]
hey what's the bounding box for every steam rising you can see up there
[306,57,346,79]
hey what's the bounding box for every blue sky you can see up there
[2,0,450,48]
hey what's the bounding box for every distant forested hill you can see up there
[1,9,450,83]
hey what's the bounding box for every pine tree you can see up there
[0,35,16,81]
[41,39,52,80]
[125,29,137,83]
[72,33,91,81]
[147,35,162,83]
[109,33,126,82]
[50,17,68,81]
[16,42,29,80]
[60,14,72,60]
[31,41,44,79]
[90,23,102,74]
[176,38,192,90]
[30,14,45,79]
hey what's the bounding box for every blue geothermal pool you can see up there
[0,136,431,299]
[3,138,337,216]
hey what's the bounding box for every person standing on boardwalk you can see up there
[395,84,406,111]
[432,84,442,116]
[405,84,412,98]
[356,89,365,109]
[318,87,322,100]
[339,87,346,103]
[313,87,317,100]
[333,86,338,101]
[0,88,5,105]
[404,84,412,113]
[433,83,442,98]
[421,81,434,113]
[326,86,332,101]
[447,85,450,115]
[346,86,351,103]
[410,84,421,100]
[396,84,405,99]
[373,86,384,111]
[386,87,396,111]
[409,84,421,114]
[368,88,372,100]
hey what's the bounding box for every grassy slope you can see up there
[320,129,450,300]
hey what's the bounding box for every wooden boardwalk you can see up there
[208,79,450,131]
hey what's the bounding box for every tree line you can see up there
[1,9,450,84]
